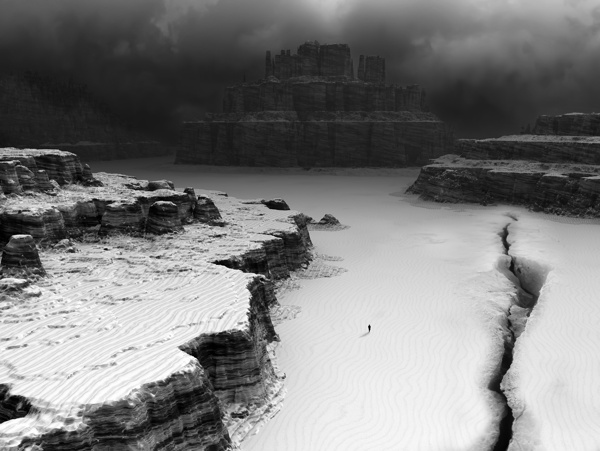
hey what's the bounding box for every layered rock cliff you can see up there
[533,112,600,136]
[408,154,600,216]
[0,147,313,450]
[409,112,600,217]
[455,135,600,164]
[0,73,170,160]
[177,41,454,167]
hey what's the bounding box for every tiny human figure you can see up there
[368,324,371,333]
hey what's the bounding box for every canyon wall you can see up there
[533,113,600,136]
[0,73,170,161]
[0,148,313,450]
[221,80,425,113]
[456,135,600,164]
[410,112,600,217]
[179,114,452,167]
[408,155,600,216]
[178,41,454,167]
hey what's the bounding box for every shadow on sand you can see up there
[359,332,370,338]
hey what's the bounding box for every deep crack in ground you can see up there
[493,221,540,451]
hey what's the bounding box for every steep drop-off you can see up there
[0,148,313,450]
[409,112,600,215]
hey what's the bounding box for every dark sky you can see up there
[1,0,599,140]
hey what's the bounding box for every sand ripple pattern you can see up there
[0,251,254,412]
[0,192,309,445]
[243,202,519,451]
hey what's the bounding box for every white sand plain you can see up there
[91,157,600,451]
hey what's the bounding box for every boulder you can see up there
[262,198,290,210]
[317,213,340,225]
[148,180,175,191]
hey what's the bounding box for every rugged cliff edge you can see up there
[408,112,600,216]
[0,148,313,449]
[177,41,454,167]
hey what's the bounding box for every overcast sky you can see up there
[1,0,599,139]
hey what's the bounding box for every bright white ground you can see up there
[92,157,600,451]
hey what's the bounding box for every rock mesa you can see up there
[177,41,454,167]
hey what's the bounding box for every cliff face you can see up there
[0,148,313,450]
[408,155,600,216]
[222,79,425,113]
[409,112,600,217]
[456,135,600,164]
[179,116,452,167]
[177,41,453,167]
[0,74,169,160]
[533,113,600,136]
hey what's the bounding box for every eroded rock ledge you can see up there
[408,155,600,216]
[409,112,600,216]
[0,148,313,450]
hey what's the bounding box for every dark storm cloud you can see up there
[1,0,599,139]
[338,0,600,136]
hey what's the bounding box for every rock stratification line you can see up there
[407,111,600,216]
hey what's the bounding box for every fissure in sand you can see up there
[493,221,547,450]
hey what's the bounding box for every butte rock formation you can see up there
[177,41,454,167]
[408,112,600,217]
[0,148,316,449]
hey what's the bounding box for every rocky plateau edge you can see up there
[0,148,313,450]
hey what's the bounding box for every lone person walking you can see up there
[368,324,371,333]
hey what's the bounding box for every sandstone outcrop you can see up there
[0,207,67,242]
[146,201,184,234]
[456,135,600,165]
[408,155,600,216]
[148,179,175,191]
[0,148,102,190]
[410,112,600,216]
[0,73,170,160]
[1,234,45,276]
[34,170,54,192]
[307,213,349,231]
[533,112,600,136]
[177,41,453,167]
[0,147,314,450]
[99,201,146,236]
[195,194,225,226]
